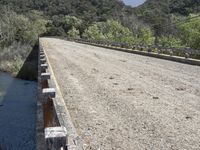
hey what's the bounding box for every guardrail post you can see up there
[41,58,47,64]
[184,47,190,59]
[41,73,51,81]
[45,126,68,150]
[42,88,56,100]
[169,49,173,56]
[41,64,48,70]
[147,46,152,53]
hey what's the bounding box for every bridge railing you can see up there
[37,41,68,150]
[66,38,200,65]
[70,38,200,60]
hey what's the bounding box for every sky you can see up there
[123,0,146,7]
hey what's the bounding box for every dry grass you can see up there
[0,42,32,76]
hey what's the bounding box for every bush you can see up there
[68,27,80,38]
[83,20,135,43]
[136,27,154,45]
[158,35,183,47]
[0,7,47,47]
[179,14,200,50]
[0,7,46,76]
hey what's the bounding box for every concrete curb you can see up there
[76,41,200,66]
[37,38,83,150]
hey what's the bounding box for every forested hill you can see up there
[1,0,198,30]
[0,0,128,21]
[0,0,199,76]
[137,0,199,15]
[134,0,199,39]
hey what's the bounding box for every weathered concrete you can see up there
[42,88,56,99]
[41,73,51,81]
[77,40,200,66]
[41,64,48,70]
[38,39,82,150]
[45,126,67,150]
[40,58,47,64]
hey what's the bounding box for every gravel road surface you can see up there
[41,38,200,150]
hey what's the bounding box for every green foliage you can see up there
[0,0,199,50]
[137,28,154,45]
[46,24,66,36]
[84,20,135,43]
[68,27,80,38]
[179,15,200,50]
[158,35,183,47]
[63,16,83,32]
[169,0,200,15]
[0,7,47,47]
[83,24,104,40]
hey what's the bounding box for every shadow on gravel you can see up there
[16,44,38,81]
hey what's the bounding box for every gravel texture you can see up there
[41,38,200,150]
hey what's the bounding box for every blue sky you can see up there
[123,0,146,7]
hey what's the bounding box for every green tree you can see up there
[179,15,200,50]
[63,16,83,33]
[68,27,80,38]
[84,20,135,43]
[137,28,154,45]
[83,24,105,40]
[158,35,182,47]
[0,7,47,46]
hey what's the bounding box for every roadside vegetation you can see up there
[0,7,46,77]
[0,0,199,77]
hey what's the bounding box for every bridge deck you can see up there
[40,37,200,150]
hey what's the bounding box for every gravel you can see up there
[41,38,200,150]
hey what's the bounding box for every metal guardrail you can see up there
[72,38,200,59]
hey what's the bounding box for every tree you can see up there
[179,15,200,50]
[83,24,105,40]
[68,27,80,38]
[63,15,83,33]
[0,7,47,46]
[84,20,135,43]
[158,35,182,47]
[137,27,154,45]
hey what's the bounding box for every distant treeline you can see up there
[0,0,199,75]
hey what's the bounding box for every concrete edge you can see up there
[40,39,83,150]
[36,45,46,150]
[76,41,200,66]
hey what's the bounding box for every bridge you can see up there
[37,37,200,150]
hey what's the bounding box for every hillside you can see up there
[0,0,199,76]
[1,0,198,34]
[135,0,199,27]
[137,0,199,15]
[0,0,127,21]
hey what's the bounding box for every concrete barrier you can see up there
[75,39,200,66]
[37,42,68,150]
[37,39,83,150]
